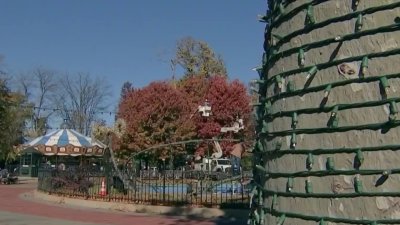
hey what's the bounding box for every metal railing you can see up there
[37,167,252,209]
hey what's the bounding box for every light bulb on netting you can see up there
[389,101,398,121]
[306,66,318,80]
[379,76,390,94]
[259,208,265,224]
[355,149,364,166]
[290,133,297,149]
[334,36,342,41]
[382,170,391,176]
[256,140,265,153]
[354,175,363,193]
[262,52,268,65]
[306,153,314,170]
[261,120,269,134]
[328,106,340,128]
[305,179,313,193]
[275,139,282,151]
[275,75,283,90]
[319,219,327,225]
[264,101,272,117]
[255,165,267,173]
[271,34,283,46]
[298,49,305,66]
[257,14,267,23]
[277,214,286,225]
[287,80,295,92]
[355,14,363,32]
[306,4,315,24]
[271,194,277,209]
[278,3,285,15]
[326,157,335,171]
[324,84,332,98]
[253,210,260,224]
[361,56,368,76]
[291,112,298,128]
[331,106,339,118]
[287,177,294,192]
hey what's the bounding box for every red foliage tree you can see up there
[118,81,196,157]
[178,75,253,155]
[117,75,253,157]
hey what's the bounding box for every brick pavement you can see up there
[0,180,245,225]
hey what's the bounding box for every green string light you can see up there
[256,140,265,153]
[275,75,283,89]
[298,48,305,66]
[277,214,286,225]
[355,14,363,32]
[275,139,282,151]
[278,2,285,16]
[272,193,277,209]
[287,80,296,92]
[262,120,269,133]
[389,101,398,121]
[305,179,313,193]
[354,176,363,193]
[291,112,298,128]
[361,56,368,76]
[306,153,314,170]
[256,165,267,173]
[306,66,318,80]
[264,101,272,117]
[319,219,327,225]
[290,133,297,149]
[287,177,294,192]
[326,157,335,171]
[355,149,364,168]
[305,4,315,25]
[379,76,390,94]
[323,84,332,98]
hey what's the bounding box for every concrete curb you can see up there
[32,190,249,220]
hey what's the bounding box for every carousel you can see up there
[20,124,107,177]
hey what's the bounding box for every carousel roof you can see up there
[26,128,107,155]
[28,128,106,148]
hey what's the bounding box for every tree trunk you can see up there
[253,1,400,225]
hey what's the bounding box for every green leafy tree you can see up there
[0,79,32,163]
[173,37,227,77]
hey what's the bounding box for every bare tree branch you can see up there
[53,73,111,135]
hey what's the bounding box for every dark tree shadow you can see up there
[375,175,389,187]
[353,155,362,169]
[329,42,343,62]
[320,97,329,108]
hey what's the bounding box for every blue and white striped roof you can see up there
[27,129,106,148]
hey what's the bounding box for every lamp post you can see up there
[198,100,213,174]
[162,158,166,203]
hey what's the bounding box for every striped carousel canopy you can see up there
[26,128,106,156]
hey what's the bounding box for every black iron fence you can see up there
[37,167,252,209]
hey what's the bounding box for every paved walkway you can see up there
[0,179,245,225]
